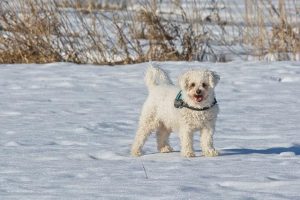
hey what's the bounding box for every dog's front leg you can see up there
[200,126,219,157]
[180,129,195,157]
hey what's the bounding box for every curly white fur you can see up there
[131,65,220,157]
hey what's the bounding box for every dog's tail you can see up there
[145,64,172,89]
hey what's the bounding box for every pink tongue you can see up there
[195,95,203,102]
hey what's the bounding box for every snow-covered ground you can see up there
[0,61,300,199]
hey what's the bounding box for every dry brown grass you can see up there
[0,0,229,64]
[0,0,299,64]
[0,0,63,63]
[243,0,300,60]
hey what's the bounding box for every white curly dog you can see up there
[131,65,220,157]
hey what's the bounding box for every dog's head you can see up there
[179,69,220,106]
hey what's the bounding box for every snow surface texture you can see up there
[0,61,300,199]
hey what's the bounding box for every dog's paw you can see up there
[181,151,196,158]
[202,149,219,157]
[131,149,143,157]
[159,145,173,153]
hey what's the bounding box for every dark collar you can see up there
[174,90,217,111]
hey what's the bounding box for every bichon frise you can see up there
[131,65,220,157]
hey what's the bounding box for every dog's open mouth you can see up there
[193,95,204,102]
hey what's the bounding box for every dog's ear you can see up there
[178,71,190,90]
[208,71,220,88]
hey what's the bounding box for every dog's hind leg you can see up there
[156,124,173,153]
[131,112,158,156]
[131,125,152,156]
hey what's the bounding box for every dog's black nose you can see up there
[196,89,202,94]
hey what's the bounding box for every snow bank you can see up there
[0,61,299,199]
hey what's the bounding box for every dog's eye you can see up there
[202,83,208,88]
[190,83,195,88]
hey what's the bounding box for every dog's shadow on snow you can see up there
[221,144,300,156]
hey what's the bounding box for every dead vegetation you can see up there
[243,0,300,60]
[0,0,63,63]
[0,0,299,64]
